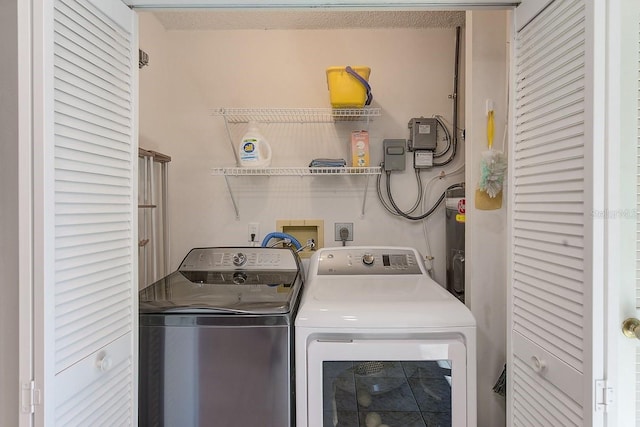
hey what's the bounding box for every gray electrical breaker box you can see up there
[383,139,406,171]
[408,117,438,151]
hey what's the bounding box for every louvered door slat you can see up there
[514,270,582,304]
[56,220,131,235]
[516,82,582,119]
[517,67,585,115]
[517,44,584,96]
[56,180,130,197]
[55,89,129,129]
[514,179,584,195]
[515,191,583,204]
[511,1,588,423]
[55,333,132,425]
[515,145,583,170]
[514,218,582,234]
[514,251,582,283]
[514,292,582,335]
[55,102,131,137]
[56,66,130,116]
[514,208,583,225]
[515,167,582,187]
[56,213,128,227]
[513,359,581,426]
[55,2,129,67]
[56,123,130,154]
[56,272,129,304]
[55,145,131,170]
[56,169,130,188]
[513,314,582,366]
[514,265,584,305]
[56,79,130,120]
[56,114,130,145]
[57,230,130,249]
[516,0,583,63]
[514,228,583,249]
[56,265,130,297]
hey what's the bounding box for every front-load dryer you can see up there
[295,246,476,427]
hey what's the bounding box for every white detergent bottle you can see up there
[238,121,272,167]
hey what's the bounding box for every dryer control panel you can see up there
[316,248,423,275]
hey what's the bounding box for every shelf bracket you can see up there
[222,113,240,166]
[361,175,371,218]
[223,175,240,219]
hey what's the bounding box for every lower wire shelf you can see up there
[211,166,381,176]
[211,166,382,218]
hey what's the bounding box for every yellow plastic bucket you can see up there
[326,66,372,108]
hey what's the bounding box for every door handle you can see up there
[621,318,640,340]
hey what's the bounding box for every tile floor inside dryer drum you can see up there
[322,361,453,427]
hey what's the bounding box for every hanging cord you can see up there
[376,164,423,216]
[386,172,464,221]
[434,115,464,150]
[432,115,452,158]
[420,165,465,275]
[433,123,458,166]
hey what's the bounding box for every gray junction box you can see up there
[408,117,438,151]
[383,139,406,171]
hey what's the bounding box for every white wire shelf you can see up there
[211,166,381,176]
[212,166,380,219]
[212,107,381,123]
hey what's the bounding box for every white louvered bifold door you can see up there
[37,0,137,424]
[510,0,603,425]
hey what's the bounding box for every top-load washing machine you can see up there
[295,246,476,427]
[139,246,303,427]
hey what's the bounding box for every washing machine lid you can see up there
[139,247,303,314]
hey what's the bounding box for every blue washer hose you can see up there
[261,232,302,250]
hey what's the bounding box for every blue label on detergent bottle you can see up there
[240,139,258,162]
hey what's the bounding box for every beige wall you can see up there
[139,13,467,287]
[0,0,20,425]
[0,6,509,425]
[139,10,508,426]
[466,9,508,427]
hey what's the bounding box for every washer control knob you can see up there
[362,253,375,266]
[233,272,248,285]
[232,252,247,266]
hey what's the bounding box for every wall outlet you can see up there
[248,222,259,243]
[334,223,353,241]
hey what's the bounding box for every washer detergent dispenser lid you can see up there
[139,247,303,315]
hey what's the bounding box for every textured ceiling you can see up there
[152,10,465,30]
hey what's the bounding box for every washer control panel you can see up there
[179,247,299,272]
[317,248,423,275]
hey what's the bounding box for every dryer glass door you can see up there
[306,338,467,427]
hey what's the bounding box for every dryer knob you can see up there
[232,252,247,266]
[362,253,375,266]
